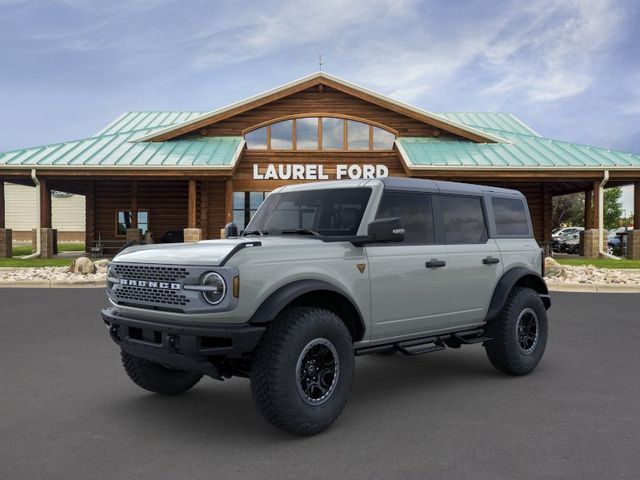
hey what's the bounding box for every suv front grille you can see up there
[115,285,190,307]
[113,264,189,283]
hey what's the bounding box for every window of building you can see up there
[492,197,530,236]
[441,195,487,244]
[373,126,396,150]
[233,192,269,231]
[116,210,149,236]
[296,117,318,150]
[245,127,267,149]
[376,191,434,244]
[244,116,396,151]
[322,117,344,150]
[270,120,293,150]
[347,120,370,150]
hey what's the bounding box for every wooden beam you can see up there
[592,180,601,229]
[131,181,138,228]
[224,179,233,225]
[635,182,640,229]
[200,181,209,238]
[85,181,95,251]
[188,179,197,228]
[40,177,52,229]
[584,188,593,230]
[0,181,5,229]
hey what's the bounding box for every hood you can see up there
[112,236,324,266]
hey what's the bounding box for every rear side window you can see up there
[376,191,434,244]
[441,195,487,244]
[492,197,530,236]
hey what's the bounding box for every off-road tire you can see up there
[121,350,202,395]
[484,287,548,375]
[250,307,354,436]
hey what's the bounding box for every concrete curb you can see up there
[547,281,640,293]
[0,279,106,288]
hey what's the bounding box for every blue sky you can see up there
[1,0,639,206]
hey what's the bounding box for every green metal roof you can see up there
[2,109,639,170]
[96,111,207,136]
[0,125,243,168]
[436,112,540,136]
[396,130,640,169]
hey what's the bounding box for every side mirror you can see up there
[224,222,239,238]
[367,217,405,243]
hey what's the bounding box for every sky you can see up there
[0,0,639,208]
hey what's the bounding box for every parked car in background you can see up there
[560,233,581,255]
[552,227,584,253]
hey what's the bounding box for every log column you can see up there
[627,182,640,259]
[33,178,56,258]
[126,180,141,243]
[184,179,202,242]
[581,180,603,258]
[0,181,12,258]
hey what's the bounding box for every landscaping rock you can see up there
[73,257,96,274]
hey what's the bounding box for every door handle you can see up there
[482,256,500,265]
[426,259,446,268]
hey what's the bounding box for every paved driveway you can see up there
[1,289,639,479]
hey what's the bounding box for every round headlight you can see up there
[201,272,226,305]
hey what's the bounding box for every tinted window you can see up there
[246,188,371,237]
[441,195,487,244]
[492,197,530,236]
[376,192,434,244]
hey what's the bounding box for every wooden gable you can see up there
[142,74,497,143]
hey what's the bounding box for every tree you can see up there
[604,187,623,230]
[552,193,584,230]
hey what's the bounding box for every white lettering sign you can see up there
[253,164,388,180]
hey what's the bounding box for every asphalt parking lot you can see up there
[1,289,639,479]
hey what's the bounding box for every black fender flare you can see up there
[249,279,366,341]
[485,267,550,322]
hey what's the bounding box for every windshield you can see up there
[244,187,372,237]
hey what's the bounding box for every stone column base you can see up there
[183,228,202,243]
[32,228,56,258]
[0,228,12,258]
[627,230,640,260]
[126,228,142,243]
[580,229,599,258]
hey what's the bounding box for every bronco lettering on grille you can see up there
[119,279,181,290]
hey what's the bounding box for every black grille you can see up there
[115,285,189,307]
[113,264,189,282]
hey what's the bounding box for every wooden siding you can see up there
[199,86,444,138]
[91,180,227,244]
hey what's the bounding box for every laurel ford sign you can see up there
[253,163,389,181]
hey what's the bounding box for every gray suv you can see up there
[102,178,550,435]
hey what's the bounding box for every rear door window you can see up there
[492,197,530,236]
[441,195,487,244]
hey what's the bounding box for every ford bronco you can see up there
[102,177,550,435]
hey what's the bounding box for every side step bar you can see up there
[355,328,491,357]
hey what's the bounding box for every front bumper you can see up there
[101,307,265,378]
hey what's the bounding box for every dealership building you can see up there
[1,72,640,258]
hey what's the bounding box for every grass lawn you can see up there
[0,258,73,267]
[12,243,85,256]
[0,243,85,268]
[555,258,640,269]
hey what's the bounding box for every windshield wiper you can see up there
[280,228,322,238]
[243,230,267,236]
